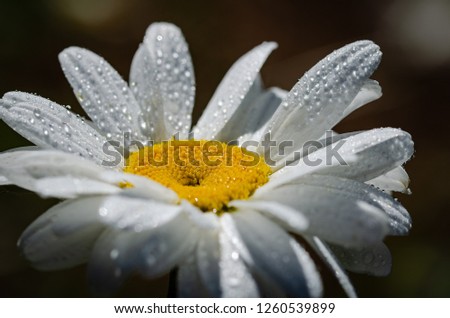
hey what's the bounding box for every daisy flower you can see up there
[0,22,413,297]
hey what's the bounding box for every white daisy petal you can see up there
[181,200,220,230]
[247,87,287,143]
[119,211,198,279]
[88,211,198,295]
[311,128,413,181]
[343,79,382,117]
[86,228,133,296]
[194,42,277,139]
[0,150,119,198]
[196,230,222,297]
[266,174,411,236]
[255,183,390,247]
[58,47,145,143]
[212,75,285,144]
[35,177,120,198]
[263,40,381,160]
[130,22,195,139]
[18,196,106,271]
[222,210,316,297]
[289,239,323,297]
[307,236,357,297]
[178,255,209,297]
[0,92,108,163]
[100,171,178,203]
[218,231,260,297]
[329,242,392,276]
[271,130,359,171]
[368,166,410,193]
[97,195,182,231]
[229,199,308,232]
[267,128,414,188]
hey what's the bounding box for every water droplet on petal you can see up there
[63,123,71,135]
[110,249,119,259]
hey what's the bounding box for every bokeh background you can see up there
[0,0,449,297]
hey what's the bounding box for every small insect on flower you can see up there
[0,22,413,297]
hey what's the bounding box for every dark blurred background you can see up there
[0,0,449,297]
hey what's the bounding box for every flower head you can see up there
[0,22,413,297]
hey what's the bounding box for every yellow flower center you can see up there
[123,140,271,213]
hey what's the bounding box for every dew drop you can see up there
[229,277,240,287]
[63,123,71,134]
[110,249,119,259]
[99,207,108,217]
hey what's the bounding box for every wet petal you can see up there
[343,79,382,117]
[212,76,285,144]
[19,196,106,270]
[307,236,357,297]
[0,92,108,164]
[59,47,145,143]
[97,195,182,230]
[230,199,309,232]
[261,174,411,236]
[130,22,195,139]
[217,230,260,297]
[329,242,392,276]
[267,128,414,188]
[368,166,410,193]
[194,42,277,139]
[88,211,197,295]
[178,255,209,297]
[255,183,390,247]
[0,150,119,198]
[196,230,222,297]
[263,41,381,160]
[222,210,317,297]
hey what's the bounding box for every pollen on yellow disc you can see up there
[123,140,271,213]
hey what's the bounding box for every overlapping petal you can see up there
[263,41,382,160]
[0,150,119,198]
[368,166,410,193]
[59,47,145,143]
[18,197,106,270]
[267,128,414,187]
[222,210,321,297]
[0,92,108,163]
[194,42,277,139]
[255,183,390,247]
[88,210,198,295]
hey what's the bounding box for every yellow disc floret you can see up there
[123,140,271,213]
